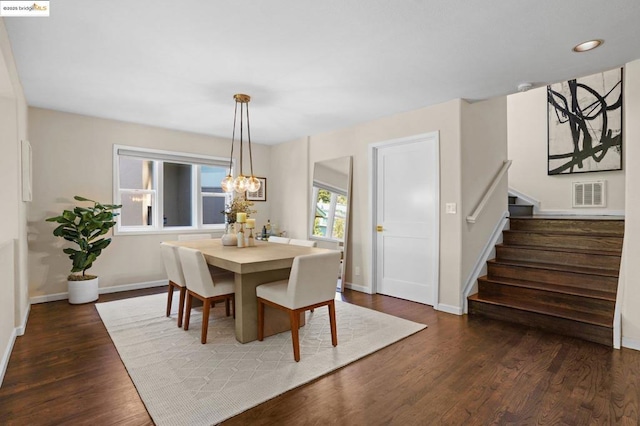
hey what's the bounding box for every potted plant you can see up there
[46,196,121,304]
[220,195,256,246]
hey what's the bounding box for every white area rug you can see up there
[96,293,426,425]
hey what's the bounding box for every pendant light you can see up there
[221,94,261,193]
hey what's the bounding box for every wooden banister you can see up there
[466,160,512,224]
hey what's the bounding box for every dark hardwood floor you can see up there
[2,287,640,425]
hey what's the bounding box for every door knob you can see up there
[376,225,384,232]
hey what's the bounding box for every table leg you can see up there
[233,268,305,343]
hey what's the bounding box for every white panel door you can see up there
[375,134,439,305]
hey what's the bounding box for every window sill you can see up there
[114,226,225,237]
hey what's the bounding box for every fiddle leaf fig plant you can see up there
[46,196,122,281]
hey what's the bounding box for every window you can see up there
[114,145,230,234]
[311,184,347,241]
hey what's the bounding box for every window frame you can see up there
[310,181,347,243]
[113,145,231,235]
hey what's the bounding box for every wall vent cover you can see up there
[573,180,606,208]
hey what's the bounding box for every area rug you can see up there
[96,293,426,425]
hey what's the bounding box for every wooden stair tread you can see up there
[495,243,622,258]
[477,276,616,301]
[510,215,624,221]
[487,259,619,278]
[505,229,623,239]
[468,294,613,327]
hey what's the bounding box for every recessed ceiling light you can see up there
[573,39,603,52]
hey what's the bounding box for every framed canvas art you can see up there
[547,68,623,175]
[246,177,267,201]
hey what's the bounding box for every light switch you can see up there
[446,203,457,214]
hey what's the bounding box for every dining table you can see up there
[166,238,333,343]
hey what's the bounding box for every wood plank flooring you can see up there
[2,287,640,425]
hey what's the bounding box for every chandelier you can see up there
[221,94,261,193]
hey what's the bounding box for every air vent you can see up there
[573,181,606,208]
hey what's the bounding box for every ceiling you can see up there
[5,1,640,145]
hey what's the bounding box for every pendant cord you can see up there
[246,101,254,177]
[229,101,238,176]
[239,101,244,176]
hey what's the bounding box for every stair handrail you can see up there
[466,160,512,224]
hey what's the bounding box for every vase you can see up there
[221,223,237,246]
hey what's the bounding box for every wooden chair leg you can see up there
[201,297,210,344]
[289,309,301,362]
[166,283,174,317]
[231,295,235,319]
[184,293,193,331]
[328,300,338,347]
[177,287,186,328]
[257,299,265,341]
[225,297,231,317]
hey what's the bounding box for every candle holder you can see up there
[247,228,255,247]
[236,223,245,248]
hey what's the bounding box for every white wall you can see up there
[28,108,272,298]
[622,59,640,348]
[0,18,29,386]
[508,86,625,213]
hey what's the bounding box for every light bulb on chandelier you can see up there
[221,94,261,194]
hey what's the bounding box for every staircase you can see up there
[508,195,533,217]
[468,216,624,346]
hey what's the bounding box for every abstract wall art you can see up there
[547,68,623,175]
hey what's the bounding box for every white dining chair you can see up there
[289,238,317,247]
[178,246,235,344]
[160,243,188,328]
[256,251,341,361]
[268,236,290,244]
[177,233,212,241]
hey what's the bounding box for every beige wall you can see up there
[269,137,309,239]
[270,99,465,309]
[297,97,508,312]
[622,59,640,347]
[460,97,508,301]
[508,86,625,213]
[28,108,272,297]
[0,18,29,384]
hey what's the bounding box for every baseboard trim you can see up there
[16,304,30,336]
[0,328,18,388]
[29,279,169,305]
[344,282,372,294]
[436,303,463,315]
[462,211,509,314]
[622,337,640,352]
[99,279,167,294]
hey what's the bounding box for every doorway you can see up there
[370,132,439,305]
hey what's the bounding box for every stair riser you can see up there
[503,231,623,252]
[487,263,618,292]
[468,299,612,346]
[509,205,534,217]
[510,219,624,235]
[508,196,517,204]
[496,246,622,271]
[478,280,615,318]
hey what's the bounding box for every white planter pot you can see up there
[68,277,99,304]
